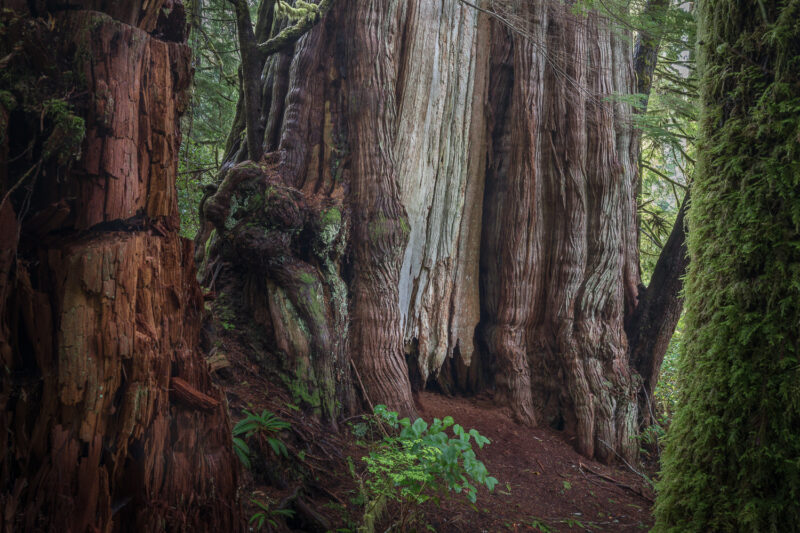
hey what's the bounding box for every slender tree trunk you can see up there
[633,0,670,105]
[229,0,267,161]
[0,4,241,530]
[627,0,690,427]
[628,195,688,424]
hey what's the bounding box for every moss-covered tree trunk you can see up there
[199,0,683,462]
[0,3,241,530]
[654,0,800,530]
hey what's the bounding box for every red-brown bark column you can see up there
[344,0,416,416]
[0,6,241,530]
[480,5,640,462]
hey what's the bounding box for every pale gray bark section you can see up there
[394,0,487,384]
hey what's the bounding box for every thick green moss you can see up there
[654,2,800,531]
[42,98,86,165]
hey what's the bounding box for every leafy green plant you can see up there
[351,405,498,531]
[232,409,291,469]
[249,496,295,531]
[233,435,251,469]
[638,416,668,455]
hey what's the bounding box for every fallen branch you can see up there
[578,462,654,503]
[598,439,655,489]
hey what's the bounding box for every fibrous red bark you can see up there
[0,4,241,530]
[478,4,642,461]
[343,1,416,416]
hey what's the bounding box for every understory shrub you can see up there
[349,405,498,532]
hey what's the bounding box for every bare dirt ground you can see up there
[413,391,653,532]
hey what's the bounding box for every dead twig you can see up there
[350,359,390,439]
[598,439,654,489]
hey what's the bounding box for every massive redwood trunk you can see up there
[200,0,679,463]
[0,3,241,530]
[480,4,641,461]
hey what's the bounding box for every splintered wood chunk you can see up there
[169,377,220,411]
[205,353,231,373]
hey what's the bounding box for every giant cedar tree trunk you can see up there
[201,0,673,462]
[0,2,241,530]
[480,3,641,461]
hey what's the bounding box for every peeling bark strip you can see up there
[0,5,241,531]
[394,0,489,389]
[170,377,222,410]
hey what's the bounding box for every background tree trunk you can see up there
[0,3,241,530]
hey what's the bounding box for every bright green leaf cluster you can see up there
[366,404,498,504]
[351,406,498,530]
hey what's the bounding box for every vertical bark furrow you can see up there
[262,51,293,154]
[345,0,415,416]
[480,4,640,461]
[480,2,548,426]
[538,5,591,455]
[576,13,636,461]
[279,22,328,189]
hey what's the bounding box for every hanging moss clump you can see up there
[654,1,800,531]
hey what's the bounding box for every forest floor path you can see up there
[412,392,654,532]
[220,342,654,532]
